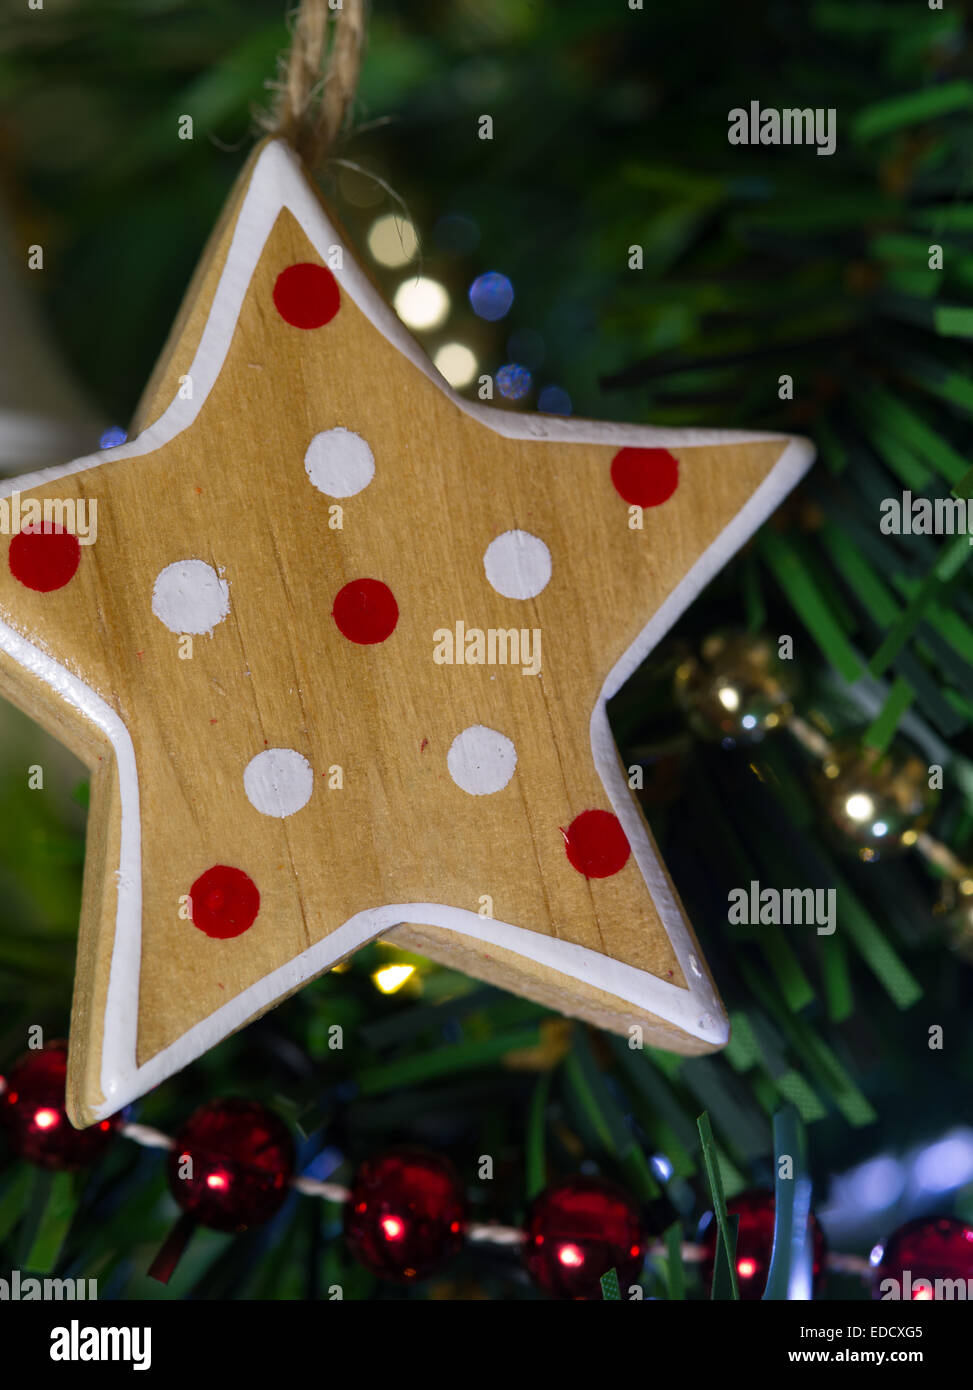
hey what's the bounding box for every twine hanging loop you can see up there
[260,0,366,170]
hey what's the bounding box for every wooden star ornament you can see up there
[0,141,814,1126]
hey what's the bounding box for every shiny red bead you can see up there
[524,1176,646,1299]
[871,1216,973,1300]
[167,1099,295,1233]
[344,1148,466,1282]
[700,1187,827,1300]
[0,1041,118,1170]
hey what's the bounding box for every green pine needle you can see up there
[697,1112,740,1300]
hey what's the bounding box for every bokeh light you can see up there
[496,363,531,400]
[393,277,450,330]
[845,793,874,823]
[367,214,419,268]
[847,1155,907,1211]
[538,385,572,415]
[469,271,514,321]
[99,426,127,449]
[434,342,478,388]
[373,963,416,994]
[914,1133,973,1193]
[381,1215,405,1241]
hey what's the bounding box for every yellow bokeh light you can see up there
[393,277,450,330]
[717,685,740,712]
[368,214,419,268]
[373,963,416,994]
[434,342,478,388]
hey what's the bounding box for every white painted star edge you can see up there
[0,140,815,1119]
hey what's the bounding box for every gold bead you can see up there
[813,738,938,859]
[673,630,799,745]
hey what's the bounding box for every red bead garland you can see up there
[166,1099,295,1233]
[0,1041,118,1171]
[700,1187,827,1300]
[5,1046,971,1301]
[524,1176,646,1299]
[344,1148,467,1282]
[871,1216,973,1301]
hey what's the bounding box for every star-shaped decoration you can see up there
[0,141,813,1126]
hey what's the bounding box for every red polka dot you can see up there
[610,447,679,507]
[563,810,630,878]
[189,866,260,939]
[272,263,340,328]
[8,525,81,592]
[332,578,399,645]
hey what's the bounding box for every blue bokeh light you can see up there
[848,1155,907,1210]
[538,385,572,416]
[496,363,531,401]
[99,426,128,449]
[914,1133,973,1193]
[469,271,514,321]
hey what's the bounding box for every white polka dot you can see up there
[304,428,375,498]
[244,748,314,818]
[152,560,230,635]
[447,725,517,796]
[483,530,551,600]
